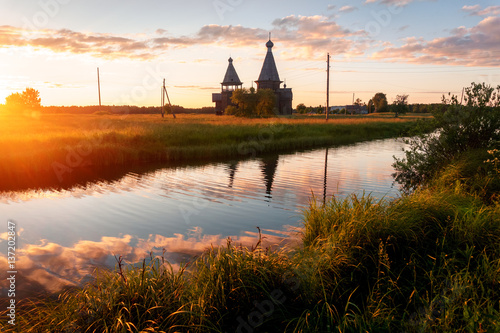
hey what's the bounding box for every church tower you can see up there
[255,36,293,115]
[255,38,282,91]
[212,57,243,115]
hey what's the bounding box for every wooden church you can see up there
[212,37,293,115]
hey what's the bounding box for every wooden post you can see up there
[161,79,165,118]
[163,80,176,119]
[323,147,329,205]
[326,53,330,121]
[97,67,102,110]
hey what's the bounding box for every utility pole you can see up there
[162,79,176,119]
[352,93,355,115]
[97,67,102,110]
[326,53,331,121]
[161,80,165,118]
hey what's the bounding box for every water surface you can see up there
[0,138,406,299]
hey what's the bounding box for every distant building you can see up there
[328,105,368,114]
[212,57,243,115]
[255,38,293,115]
[212,37,293,115]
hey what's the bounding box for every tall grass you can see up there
[3,123,499,332]
[0,113,423,186]
[3,187,498,332]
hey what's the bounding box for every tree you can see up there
[227,88,276,117]
[296,103,307,114]
[354,98,363,106]
[371,93,388,113]
[392,94,409,117]
[5,88,41,111]
[367,99,374,113]
[255,89,277,117]
[393,82,500,192]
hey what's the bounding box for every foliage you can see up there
[393,82,500,193]
[5,88,41,111]
[291,103,324,114]
[367,99,374,113]
[296,103,307,114]
[392,94,409,117]
[354,98,364,106]
[371,92,388,113]
[226,88,276,117]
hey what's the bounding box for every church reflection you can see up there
[260,154,279,201]
[224,154,280,201]
[227,161,238,189]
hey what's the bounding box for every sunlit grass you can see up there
[0,112,425,185]
[4,184,498,331]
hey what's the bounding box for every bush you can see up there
[393,82,500,192]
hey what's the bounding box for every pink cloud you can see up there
[462,5,500,16]
[372,16,500,66]
[0,15,363,61]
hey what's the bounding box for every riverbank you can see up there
[0,113,426,190]
[2,147,498,332]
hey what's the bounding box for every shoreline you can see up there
[0,113,425,192]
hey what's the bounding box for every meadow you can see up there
[0,112,425,189]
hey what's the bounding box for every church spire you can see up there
[221,56,242,86]
[256,35,281,87]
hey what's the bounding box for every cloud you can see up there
[372,16,500,66]
[365,0,435,7]
[339,5,358,13]
[270,15,365,59]
[462,5,500,16]
[0,15,364,61]
[365,0,415,6]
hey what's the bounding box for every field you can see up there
[0,112,427,190]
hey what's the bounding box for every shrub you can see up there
[393,82,500,192]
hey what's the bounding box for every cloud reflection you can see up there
[0,227,300,303]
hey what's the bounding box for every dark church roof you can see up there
[257,39,281,83]
[222,57,242,86]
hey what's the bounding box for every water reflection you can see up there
[227,162,238,189]
[0,138,407,303]
[260,154,279,200]
[0,227,300,303]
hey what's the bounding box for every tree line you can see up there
[1,88,215,115]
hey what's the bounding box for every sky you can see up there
[0,0,499,108]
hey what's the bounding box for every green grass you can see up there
[4,114,499,332]
[4,178,499,331]
[0,113,426,188]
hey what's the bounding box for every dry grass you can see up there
[0,112,426,190]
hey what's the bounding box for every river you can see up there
[0,138,406,300]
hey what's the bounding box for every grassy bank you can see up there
[3,147,499,332]
[0,113,425,188]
